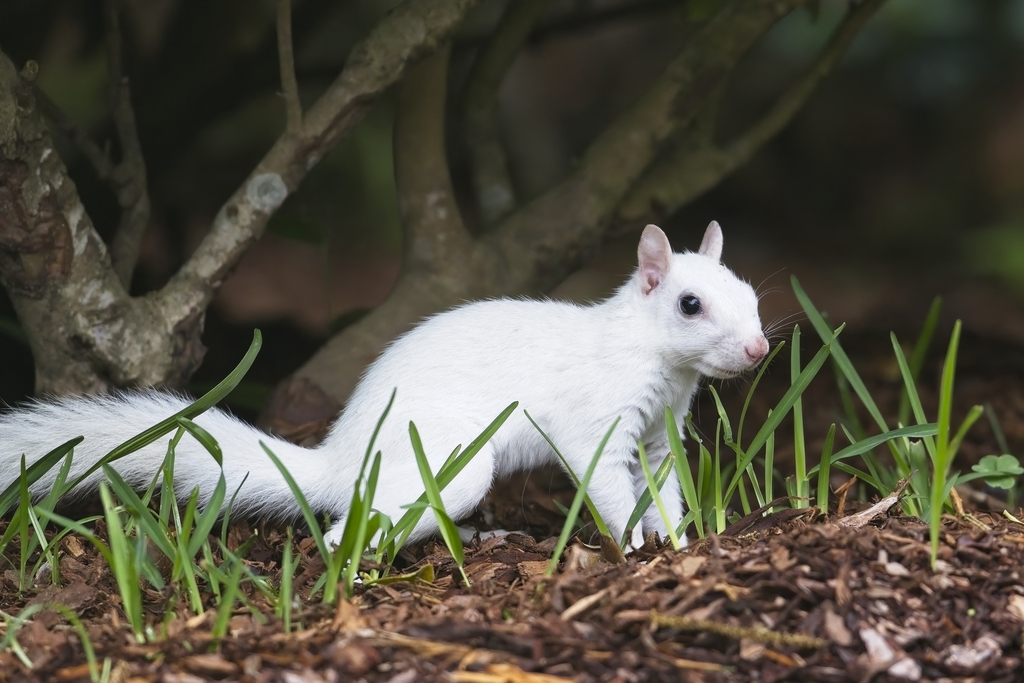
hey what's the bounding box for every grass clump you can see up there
[1,277,1022,670]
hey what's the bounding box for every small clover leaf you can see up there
[970,454,1023,490]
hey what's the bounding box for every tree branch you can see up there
[33,88,113,179]
[2,0,484,398]
[462,0,546,227]
[487,0,808,294]
[161,0,482,318]
[0,53,201,394]
[277,0,303,134]
[395,45,474,276]
[615,0,886,227]
[104,0,152,289]
[275,0,810,413]
[271,45,488,421]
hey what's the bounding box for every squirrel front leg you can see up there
[585,460,644,549]
[631,440,685,546]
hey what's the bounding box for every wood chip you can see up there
[559,587,609,621]
[824,608,853,646]
[183,654,238,676]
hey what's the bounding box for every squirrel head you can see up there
[634,222,768,378]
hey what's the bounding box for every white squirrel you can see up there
[0,222,767,550]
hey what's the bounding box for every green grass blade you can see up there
[792,276,889,432]
[211,560,245,643]
[637,443,681,549]
[791,325,808,508]
[172,518,204,614]
[524,410,612,539]
[708,385,734,447]
[671,412,701,537]
[277,529,296,632]
[340,452,383,599]
[897,297,942,427]
[708,385,756,515]
[697,434,712,506]
[432,505,468,584]
[100,465,176,560]
[38,448,75,513]
[676,510,697,538]
[625,453,676,539]
[807,423,938,475]
[188,475,227,558]
[816,424,836,513]
[17,458,32,590]
[67,330,262,493]
[383,402,517,550]
[764,412,775,512]
[262,444,328,561]
[409,422,467,584]
[736,341,785,452]
[0,438,82,517]
[725,325,842,504]
[159,430,185,529]
[930,320,962,569]
[713,422,725,533]
[890,332,936,456]
[175,417,223,466]
[678,413,707,538]
[99,484,144,640]
[949,405,983,458]
[546,418,619,576]
[328,391,395,595]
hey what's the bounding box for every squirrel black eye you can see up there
[679,295,702,316]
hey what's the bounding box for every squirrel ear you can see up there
[699,221,723,262]
[638,224,672,295]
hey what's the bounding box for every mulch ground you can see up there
[2,327,1024,683]
[3,510,1024,683]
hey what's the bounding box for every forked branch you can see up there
[283,0,812,410]
[616,0,886,227]
[162,0,482,317]
[488,0,808,293]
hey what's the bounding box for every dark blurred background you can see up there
[1,0,1022,426]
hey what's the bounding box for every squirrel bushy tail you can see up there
[0,392,350,520]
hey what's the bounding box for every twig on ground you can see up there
[651,611,829,649]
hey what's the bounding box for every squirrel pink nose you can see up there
[745,336,769,362]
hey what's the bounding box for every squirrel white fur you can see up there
[0,222,767,550]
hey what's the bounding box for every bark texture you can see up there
[0,0,481,396]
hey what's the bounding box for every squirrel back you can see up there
[0,222,768,549]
